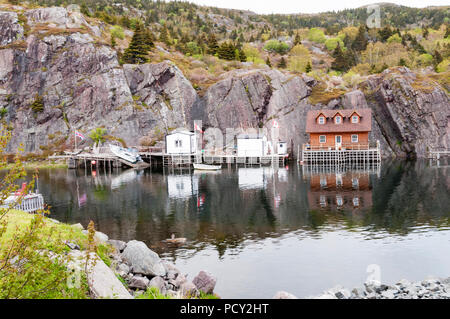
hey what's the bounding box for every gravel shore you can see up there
[313,277,450,299]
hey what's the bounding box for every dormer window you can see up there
[351,115,359,123]
[318,116,325,124]
[335,116,342,124]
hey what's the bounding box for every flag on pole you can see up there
[75,130,85,140]
[194,123,203,133]
[273,120,279,128]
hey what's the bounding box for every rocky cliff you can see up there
[0,6,448,158]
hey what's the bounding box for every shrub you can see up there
[436,59,450,72]
[89,128,107,146]
[387,34,402,44]
[417,53,433,66]
[307,28,326,43]
[264,40,289,54]
[30,94,44,113]
[110,25,125,40]
[325,38,345,51]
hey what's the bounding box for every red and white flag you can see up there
[194,123,203,133]
[75,130,85,140]
[273,120,279,128]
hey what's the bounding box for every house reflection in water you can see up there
[303,164,380,211]
[167,174,199,199]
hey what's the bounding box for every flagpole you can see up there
[74,130,77,151]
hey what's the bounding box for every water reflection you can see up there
[8,159,449,297]
[23,160,447,253]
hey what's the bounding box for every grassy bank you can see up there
[0,209,90,298]
[0,161,68,171]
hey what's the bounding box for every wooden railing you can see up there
[302,143,373,151]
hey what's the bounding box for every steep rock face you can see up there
[123,62,197,133]
[0,7,195,152]
[0,11,24,46]
[0,7,448,158]
[363,68,449,158]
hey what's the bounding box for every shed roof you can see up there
[306,109,372,133]
[167,129,195,136]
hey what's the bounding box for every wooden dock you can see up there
[428,149,450,160]
[1,193,45,213]
[300,141,381,164]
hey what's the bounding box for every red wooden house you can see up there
[305,109,372,150]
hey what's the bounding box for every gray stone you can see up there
[64,240,80,250]
[381,289,396,299]
[107,239,127,252]
[174,273,187,287]
[69,251,132,299]
[273,291,298,299]
[94,231,109,243]
[192,270,217,294]
[148,276,165,292]
[121,240,166,277]
[180,281,199,298]
[71,223,84,230]
[129,275,150,290]
[116,263,130,276]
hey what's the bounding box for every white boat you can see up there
[109,144,140,163]
[193,163,221,171]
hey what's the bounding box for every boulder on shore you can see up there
[121,240,166,277]
[192,270,216,294]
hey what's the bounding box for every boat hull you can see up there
[193,163,222,170]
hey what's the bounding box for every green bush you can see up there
[110,25,125,40]
[307,28,326,43]
[387,34,402,44]
[325,38,345,51]
[264,40,289,54]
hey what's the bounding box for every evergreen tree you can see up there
[239,49,247,62]
[433,50,443,71]
[278,57,287,68]
[305,61,312,73]
[445,25,450,38]
[111,34,116,48]
[422,27,429,39]
[121,23,150,64]
[378,26,393,42]
[294,32,301,46]
[207,33,219,55]
[30,94,44,113]
[331,44,348,72]
[159,26,171,46]
[352,25,367,51]
[399,58,407,66]
[266,56,272,67]
[217,42,235,60]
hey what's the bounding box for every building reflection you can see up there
[303,163,380,212]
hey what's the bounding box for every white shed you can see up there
[237,133,268,157]
[277,142,287,155]
[165,130,197,154]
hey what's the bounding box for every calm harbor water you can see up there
[25,160,450,298]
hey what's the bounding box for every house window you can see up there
[318,116,325,124]
[336,195,343,206]
[175,139,183,148]
[353,197,359,207]
[335,116,342,124]
[319,135,326,143]
[320,195,327,207]
[352,178,359,189]
[320,177,327,188]
[352,115,359,123]
[351,134,358,143]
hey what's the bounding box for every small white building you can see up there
[165,130,197,154]
[277,142,287,155]
[237,133,268,157]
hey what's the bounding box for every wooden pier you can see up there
[159,153,288,167]
[427,149,450,160]
[300,141,381,164]
[2,193,45,213]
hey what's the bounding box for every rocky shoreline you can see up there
[65,222,218,299]
[274,278,450,299]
